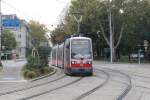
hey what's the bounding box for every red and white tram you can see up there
[51,36,93,75]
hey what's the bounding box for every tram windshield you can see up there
[71,39,92,59]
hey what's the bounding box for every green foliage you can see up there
[40,67,54,75]
[51,0,150,60]
[23,45,53,79]
[51,24,66,45]
[1,30,17,51]
[23,69,29,77]
[38,46,51,67]
[25,70,37,79]
[26,46,50,69]
[26,56,40,69]
[23,66,54,79]
[28,20,48,47]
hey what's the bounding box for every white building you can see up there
[2,14,32,58]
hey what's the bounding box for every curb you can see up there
[28,68,57,82]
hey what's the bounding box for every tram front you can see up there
[70,37,93,75]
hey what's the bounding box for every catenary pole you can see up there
[109,0,113,63]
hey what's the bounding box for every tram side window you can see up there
[53,49,56,62]
[65,40,70,65]
[52,48,56,65]
[51,49,54,60]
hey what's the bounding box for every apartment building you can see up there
[2,14,32,58]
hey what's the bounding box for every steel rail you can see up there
[0,74,66,96]
[19,77,84,100]
[97,66,132,100]
[73,68,110,100]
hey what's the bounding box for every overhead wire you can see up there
[1,0,31,20]
[56,0,70,25]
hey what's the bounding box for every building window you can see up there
[20,48,21,53]
[17,42,21,47]
[18,34,21,38]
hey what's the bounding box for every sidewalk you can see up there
[94,60,150,76]
[94,60,150,67]
[0,59,27,82]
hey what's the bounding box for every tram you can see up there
[51,36,93,75]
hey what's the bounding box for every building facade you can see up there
[2,14,32,58]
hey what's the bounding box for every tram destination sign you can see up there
[72,40,89,45]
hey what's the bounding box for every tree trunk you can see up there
[113,47,116,62]
[112,31,116,62]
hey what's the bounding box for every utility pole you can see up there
[0,0,2,63]
[109,0,113,63]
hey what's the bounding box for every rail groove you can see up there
[74,68,110,100]
[0,74,66,96]
[98,67,132,100]
[20,77,83,100]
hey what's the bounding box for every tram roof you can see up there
[70,36,91,40]
[52,36,91,48]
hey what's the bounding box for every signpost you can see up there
[138,49,143,64]
[144,40,148,52]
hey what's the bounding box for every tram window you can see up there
[65,39,70,49]
[64,39,70,65]
[71,39,92,59]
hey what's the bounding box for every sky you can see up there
[2,0,70,30]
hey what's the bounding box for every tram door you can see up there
[64,39,70,69]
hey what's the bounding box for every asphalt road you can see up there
[0,60,150,100]
[0,60,27,82]
[94,61,150,100]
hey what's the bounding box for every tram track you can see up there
[98,67,150,89]
[97,67,132,100]
[19,77,84,100]
[0,65,132,100]
[73,68,110,100]
[95,65,150,100]
[0,70,66,96]
[72,66,132,100]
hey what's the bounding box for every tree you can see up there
[52,0,150,61]
[28,20,48,48]
[1,30,17,51]
[28,20,50,66]
[50,23,66,45]
[121,0,150,54]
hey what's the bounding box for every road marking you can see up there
[0,80,27,83]
[3,77,17,80]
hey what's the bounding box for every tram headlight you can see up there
[71,61,77,64]
[87,61,92,64]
